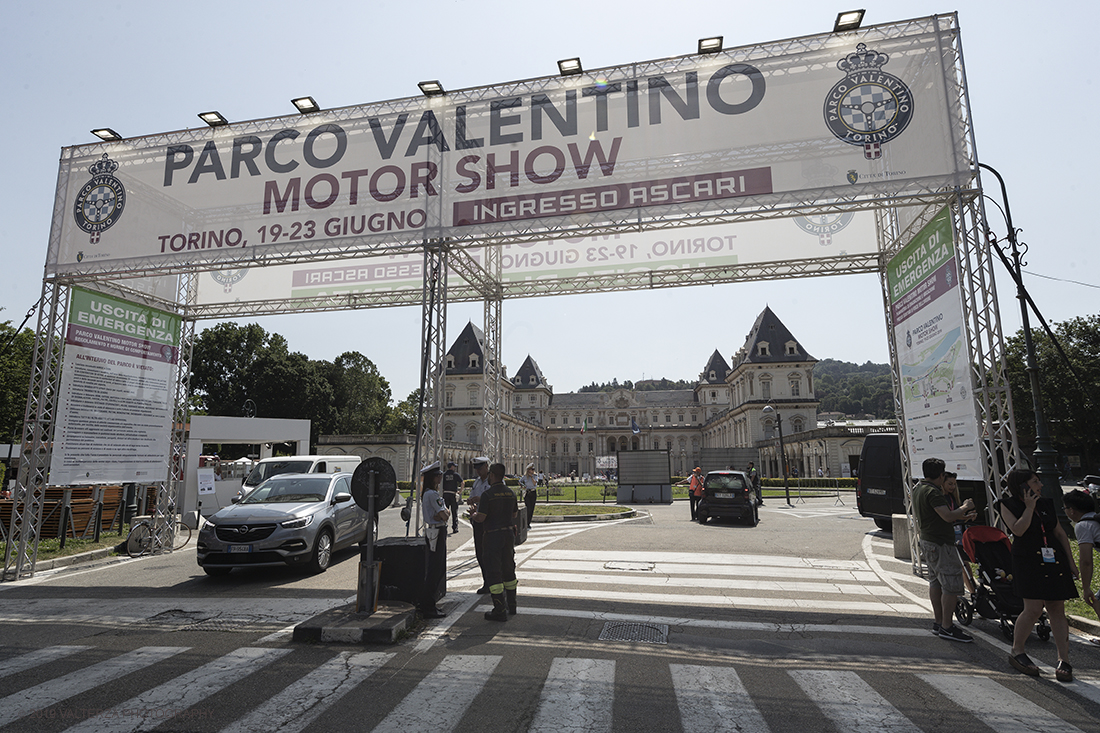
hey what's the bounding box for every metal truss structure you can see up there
[7,13,1021,580]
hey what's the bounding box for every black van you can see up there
[856,434,905,531]
[856,433,989,532]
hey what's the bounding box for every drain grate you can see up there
[598,621,668,644]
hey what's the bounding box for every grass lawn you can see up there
[3,534,125,564]
[534,505,631,516]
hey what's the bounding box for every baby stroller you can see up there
[960,525,1051,641]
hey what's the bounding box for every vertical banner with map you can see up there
[49,288,181,485]
[887,208,982,480]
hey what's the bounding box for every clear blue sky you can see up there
[3,1,1096,401]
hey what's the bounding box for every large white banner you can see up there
[48,16,967,277]
[195,213,878,304]
[887,208,982,481]
[49,288,181,485]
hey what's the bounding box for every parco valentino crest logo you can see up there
[793,212,855,247]
[73,154,126,244]
[210,269,249,293]
[824,43,914,160]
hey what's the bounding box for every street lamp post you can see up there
[762,404,792,507]
[979,163,1062,515]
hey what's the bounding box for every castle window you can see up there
[469,354,479,368]
[761,380,771,401]
[446,355,455,369]
[790,380,800,397]
[550,416,556,425]
[529,375,537,384]
[758,342,769,357]
[445,390,454,407]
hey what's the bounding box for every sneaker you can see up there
[938,625,973,643]
[931,622,942,636]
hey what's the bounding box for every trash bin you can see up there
[373,536,445,603]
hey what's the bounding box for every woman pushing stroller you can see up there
[998,468,1079,682]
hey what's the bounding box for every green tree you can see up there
[320,351,393,435]
[189,322,285,417]
[1004,314,1100,474]
[0,320,35,442]
[384,389,420,434]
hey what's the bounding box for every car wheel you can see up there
[203,566,231,577]
[750,506,759,527]
[309,530,333,574]
[697,512,708,525]
[874,517,893,533]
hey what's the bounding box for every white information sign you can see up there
[197,467,217,496]
[49,288,181,485]
[887,208,981,480]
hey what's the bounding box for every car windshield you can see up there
[241,476,329,504]
[244,460,314,487]
[705,474,747,490]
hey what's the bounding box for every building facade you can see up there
[322,308,894,480]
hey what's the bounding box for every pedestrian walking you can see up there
[441,461,462,534]
[418,461,449,619]
[520,463,538,526]
[466,456,492,594]
[747,461,762,506]
[913,457,976,643]
[999,469,1079,680]
[688,467,703,521]
[472,462,519,621]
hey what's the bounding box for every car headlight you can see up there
[280,515,314,529]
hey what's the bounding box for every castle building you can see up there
[321,307,855,479]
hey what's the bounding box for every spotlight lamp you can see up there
[291,96,320,114]
[698,36,723,54]
[91,128,122,142]
[833,9,865,32]
[418,80,445,96]
[198,111,229,127]
[557,57,583,76]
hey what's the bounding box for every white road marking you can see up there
[528,658,615,733]
[220,651,394,733]
[63,647,291,733]
[920,674,1086,733]
[672,664,769,733]
[0,645,91,680]
[520,558,881,583]
[537,549,870,570]
[370,655,501,733]
[0,646,188,728]
[790,669,921,733]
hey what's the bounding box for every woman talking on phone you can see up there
[998,468,1079,681]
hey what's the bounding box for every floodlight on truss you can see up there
[418,80,445,96]
[291,96,320,114]
[90,128,122,142]
[557,57,583,76]
[833,9,865,32]
[698,36,723,54]
[198,111,229,127]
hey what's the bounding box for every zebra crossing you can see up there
[0,642,1093,732]
[447,521,927,617]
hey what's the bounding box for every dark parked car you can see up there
[697,470,758,526]
[197,473,373,576]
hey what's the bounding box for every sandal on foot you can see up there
[1009,654,1040,677]
[1055,661,1073,683]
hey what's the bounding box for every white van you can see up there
[236,454,362,500]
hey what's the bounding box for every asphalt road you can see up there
[1,497,1098,732]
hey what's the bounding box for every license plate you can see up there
[866,488,886,495]
[714,492,733,499]
[228,545,252,553]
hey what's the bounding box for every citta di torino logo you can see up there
[73,154,126,244]
[824,43,914,160]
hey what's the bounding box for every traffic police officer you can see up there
[472,462,518,621]
[466,456,492,593]
[441,461,462,534]
[419,461,449,619]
